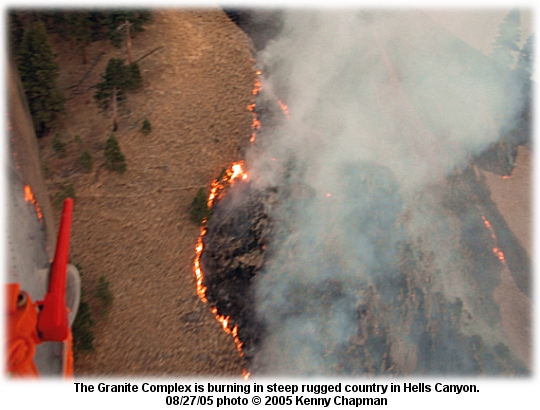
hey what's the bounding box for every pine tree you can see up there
[141,118,152,134]
[105,11,153,62]
[8,11,25,58]
[65,12,93,64]
[96,275,114,312]
[52,132,67,156]
[78,149,94,173]
[190,187,210,225]
[491,9,522,70]
[94,58,142,131]
[104,134,126,173]
[18,21,65,136]
[72,298,94,352]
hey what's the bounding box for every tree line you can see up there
[9,10,152,136]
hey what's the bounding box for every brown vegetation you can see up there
[38,9,256,376]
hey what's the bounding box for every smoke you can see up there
[241,10,529,375]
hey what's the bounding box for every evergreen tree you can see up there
[94,58,142,130]
[126,62,143,88]
[52,132,67,156]
[18,21,64,136]
[38,11,68,34]
[141,118,152,134]
[96,275,114,312]
[105,11,152,62]
[190,188,210,225]
[491,9,522,70]
[104,134,126,173]
[65,12,93,64]
[8,11,25,58]
[71,298,94,352]
[79,149,94,173]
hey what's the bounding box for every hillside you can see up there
[37,9,256,376]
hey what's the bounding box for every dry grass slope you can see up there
[39,9,256,376]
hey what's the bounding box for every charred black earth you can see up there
[198,9,532,375]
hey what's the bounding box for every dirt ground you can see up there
[38,9,256,376]
[482,144,532,258]
[481,144,532,367]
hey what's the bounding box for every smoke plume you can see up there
[238,9,530,375]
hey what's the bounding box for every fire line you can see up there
[24,185,43,222]
[192,69,262,379]
[481,215,507,264]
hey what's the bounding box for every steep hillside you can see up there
[38,9,256,376]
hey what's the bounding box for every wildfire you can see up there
[252,71,262,95]
[24,184,43,222]
[210,306,245,356]
[249,70,263,143]
[192,162,248,364]
[194,232,208,303]
[277,100,290,119]
[192,69,261,378]
[481,215,506,264]
[207,161,247,208]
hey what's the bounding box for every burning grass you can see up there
[192,69,263,373]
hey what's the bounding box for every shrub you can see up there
[73,134,82,144]
[104,134,126,173]
[190,187,210,225]
[72,298,94,352]
[141,118,152,134]
[53,180,75,208]
[42,161,51,178]
[96,275,114,312]
[78,149,93,173]
[52,132,67,157]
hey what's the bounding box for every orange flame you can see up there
[207,161,248,209]
[210,307,245,356]
[481,215,506,264]
[194,231,208,303]
[24,185,43,222]
[277,100,290,119]
[249,71,262,143]
[192,70,261,376]
[252,77,262,96]
[192,162,249,365]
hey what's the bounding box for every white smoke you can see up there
[243,9,528,375]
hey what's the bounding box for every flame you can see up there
[503,175,511,179]
[249,71,263,143]
[192,70,261,376]
[277,100,290,119]
[24,185,43,222]
[252,74,261,95]
[210,307,245,356]
[192,161,249,366]
[194,231,208,303]
[242,369,251,380]
[207,161,247,209]
[481,215,506,264]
